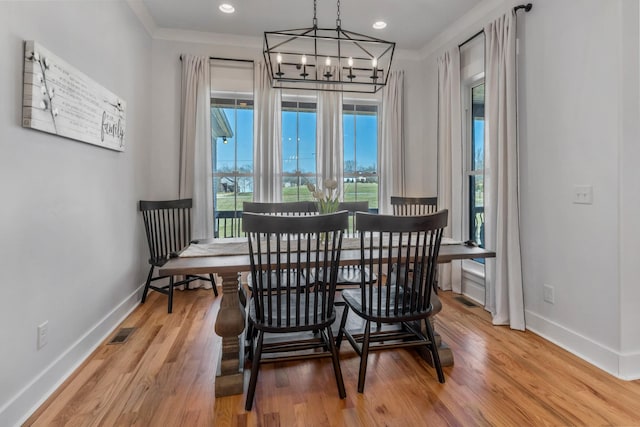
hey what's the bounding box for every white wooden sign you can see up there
[22,40,126,152]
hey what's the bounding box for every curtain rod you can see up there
[458,3,532,48]
[179,55,254,64]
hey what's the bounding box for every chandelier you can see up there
[263,0,395,94]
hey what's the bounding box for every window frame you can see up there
[281,99,317,201]
[211,96,254,236]
[462,76,485,266]
[343,102,379,211]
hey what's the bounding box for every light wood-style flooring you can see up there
[25,287,640,426]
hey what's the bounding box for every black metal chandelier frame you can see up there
[263,0,395,94]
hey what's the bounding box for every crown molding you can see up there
[154,28,262,48]
[419,0,507,59]
[125,0,428,61]
[125,0,157,36]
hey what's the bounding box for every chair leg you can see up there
[168,276,174,314]
[141,265,154,303]
[424,318,445,383]
[246,316,256,361]
[238,279,247,307]
[335,303,349,349]
[209,274,219,296]
[325,326,346,399]
[245,330,265,411]
[357,320,372,393]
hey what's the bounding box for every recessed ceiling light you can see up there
[219,4,235,14]
[373,21,387,30]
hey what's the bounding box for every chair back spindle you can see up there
[390,196,438,216]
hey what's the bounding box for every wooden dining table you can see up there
[159,236,495,397]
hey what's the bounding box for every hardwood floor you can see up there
[25,287,640,426]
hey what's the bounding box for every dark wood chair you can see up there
[333,201,375,289]
[338,201,369,236]
[243,211,348,410]
[337,210,448,392]
[391,196,440,289]
[139,199,218,313]
[242,200,319,287]
[242,200,317,215]
[242,200,323,341]
[391,196,438,216]
[215,209,243,238]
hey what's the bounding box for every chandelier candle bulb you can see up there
[300,55,308,78]
[276,53,284,77]
[323,57,334,79]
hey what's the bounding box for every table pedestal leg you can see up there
[214,271,246,397]
[415,291,454,367]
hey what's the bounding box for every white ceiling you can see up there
[137,0,484,51]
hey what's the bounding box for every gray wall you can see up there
[0,2,152,425]
[2,0,639,425]
[420,0,640,378]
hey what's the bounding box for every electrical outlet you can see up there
[543,284,555,304]
[573,185,593,204]
[37,321,48,349]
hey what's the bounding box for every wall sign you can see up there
[22,40,126,152]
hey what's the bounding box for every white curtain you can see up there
[379,70,405,214]
[179,54,213,239]
[484,11,525,330]
[253,61,282,202]
[316,65,343,192]
[436,49,463,293]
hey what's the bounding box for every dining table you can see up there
[159,236,495,397]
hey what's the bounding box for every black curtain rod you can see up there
[458,3,532,48]
[179,55,254,64]
[458,30,484,48]
[513,3,533,13]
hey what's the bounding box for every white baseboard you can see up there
[619,352,640,380]
[1,284,144,427]
[525,309,640,380]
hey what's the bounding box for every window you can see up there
[279,99,379,206]
[211,97,254,236]
[282,100,317,201]
[343,103,378,211]
[466,82,485,251]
